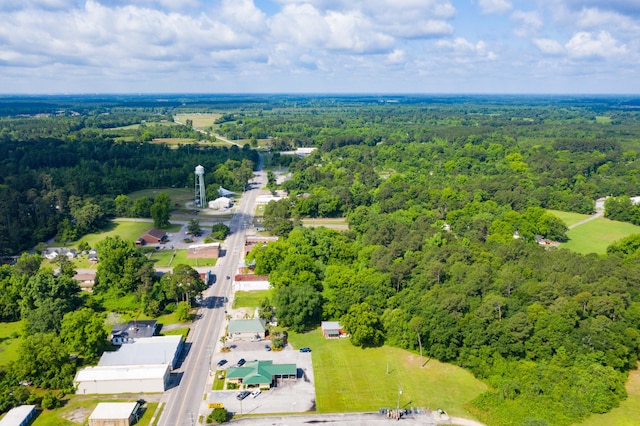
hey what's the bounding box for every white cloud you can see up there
[575,7,640,33]
[534,38,565,55]
[565,30,627,58]
[479,0,512,15]
[386,48,406,64]
[511,10,543,37]
[435,37,498,62]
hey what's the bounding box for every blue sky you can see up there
[0,0,638,94]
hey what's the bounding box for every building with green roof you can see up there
[226,360,297,388]
[227,318,266,340]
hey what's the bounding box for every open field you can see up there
[32,396,157,426]
[56,220,181,250]
[547,209,591,227]
[232,290,272,310]
[560,217,640,254]
[150,137,199,145]
[147,248,216,268]
[287,329,487,418]
[174,113,222,129]
[0,320,24,366]
[127,187,192,204]
[578,366,640,426]
[106,121,177,131]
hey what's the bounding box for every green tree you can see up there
[176,301,191,322]
[60,308,108,358]
[211,223,230,240]
[131,196,153,218]
[96,236,152,294]
[188,219,201,235]
[150,192,171,228]
[272,283,322,332]
[341,302,384,347]
[114,194,132,216]
[15,333,75,389]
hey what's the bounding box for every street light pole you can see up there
[397,388,402,415]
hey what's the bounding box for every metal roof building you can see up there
[88,402,138,426]
[0,405,36,426]
[75,364,170,394]
[226,360,297,388]
[99,335,183,370]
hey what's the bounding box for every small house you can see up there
[136,228,166,246]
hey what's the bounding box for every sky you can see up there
[0,0,639,94]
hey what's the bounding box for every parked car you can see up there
[265,344,271,351]
[250,389,261,398]
[237,358,246,366]
[236,391,250,400]
[299,347,311,353]
[217,359,227,367]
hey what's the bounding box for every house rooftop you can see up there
[226,360,297,385]
[111,320,157,340]
[228,318,266,334]
[75,364,169,382]
[99,335,182,368]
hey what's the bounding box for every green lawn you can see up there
[127,187,193,204]
[232,290,272,310]
[287,329,487,418]
[0,320,24,366]
[148,249,216,267]
[547,209,591,227]
[577,367,640,426]
[561,217,640,254]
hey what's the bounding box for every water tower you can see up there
[194,165,206,208]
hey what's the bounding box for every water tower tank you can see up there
[195,165,205,176]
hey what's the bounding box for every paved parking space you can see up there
[206,340,316,415]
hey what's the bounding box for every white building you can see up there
[75,364,170,394]
[0,405,36,426]
[88,402,138,426]
[99,335,183,370]
[208,196,232,210]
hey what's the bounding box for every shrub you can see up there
[207,407,229,423]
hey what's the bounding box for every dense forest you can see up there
[2,95,640,424]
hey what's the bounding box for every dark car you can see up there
[299,347,311,353]
[265,344,271,351]
[237,358,246,366]
[217,359,227,367]
[236,391,250,400]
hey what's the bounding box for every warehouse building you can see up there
[75,364,170,394]
[0,405,36,426]
[88,402,139,426]
[99,335,183,370]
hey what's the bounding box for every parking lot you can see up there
[206,339,316,415]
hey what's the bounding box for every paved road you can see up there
[567,209,604,230]
[158,158,265,426]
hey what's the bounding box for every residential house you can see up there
[321,321,345,339]
[136,228,166,246]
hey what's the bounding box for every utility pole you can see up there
[397,388,402,416]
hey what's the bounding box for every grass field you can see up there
[287,329,487,418]
[150,137,199,146]
[578,367,640,425]
[0,320,24,366]
[148,249,216,267]
[174,113,222,129]
[127,187,192,204]
[232,290,272,310]
[560,217,640,254]
[547,209,591,227]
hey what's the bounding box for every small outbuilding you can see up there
[321,321,344,339]
[228,318,267,341]
[0,405,36,426]
[88,402,139,426]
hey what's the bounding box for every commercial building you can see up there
[75,364,170,394]
[88,402,139,426]
[0,405,36,426]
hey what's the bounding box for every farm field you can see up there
[560,217,640,254]
[287,329,487,418]
[174,113,222,129]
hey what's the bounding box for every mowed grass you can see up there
[232,290,272,310]
[127,187,192,204]
[0,320,24,365]
[287,329,487,418]
[62,220,180,249]
[148,249,216,267]
[578,367,640,426]
[150,137,199,145]
[547,209,591,227]
[561,217,640,254]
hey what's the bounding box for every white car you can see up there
[250,390,261,398]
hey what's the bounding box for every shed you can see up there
[88,402,138,426]
[321,321,344,339]
[228,318,266,340]
[0,405,36,426]
[74,364,170,394]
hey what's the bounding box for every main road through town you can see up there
[158,160,265,426]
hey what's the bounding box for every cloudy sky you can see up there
[0,0,638,94]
